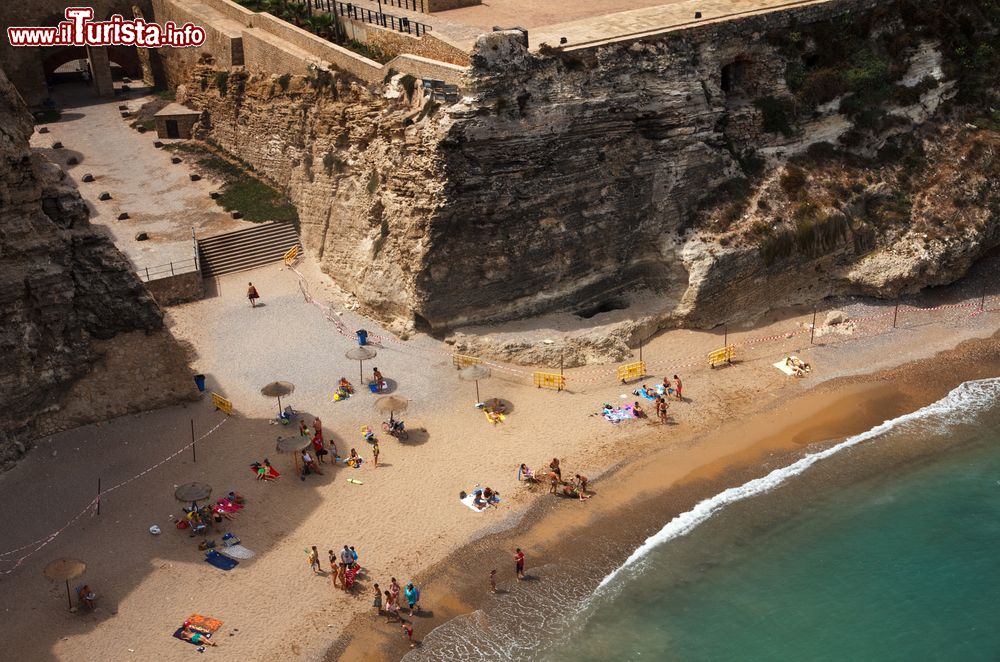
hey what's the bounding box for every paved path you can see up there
[30,81,252,273]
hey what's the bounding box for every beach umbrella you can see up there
[374,395,409,418]
[44,558,86,610]
[276,435,311,475]
[261,381,295,415]
[174,481,213,504]
[458,364,491,403]
[345,346,377,384]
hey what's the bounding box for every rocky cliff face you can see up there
[177,0,999,359]
[0,67,194,468]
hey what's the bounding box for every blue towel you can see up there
[205,549,238,571]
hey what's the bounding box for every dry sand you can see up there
[1,252,997,662]
[4,82,1000,662]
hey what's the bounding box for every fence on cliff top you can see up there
[304,0,434,37]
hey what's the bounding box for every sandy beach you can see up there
[1,251,997,662]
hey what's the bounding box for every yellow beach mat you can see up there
[484,411,506,424]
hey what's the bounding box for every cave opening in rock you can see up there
[721,59,752,96]
[575,297,629,319]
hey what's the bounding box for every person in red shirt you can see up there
[514,548,525,581]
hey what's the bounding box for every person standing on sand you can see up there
[328,549,337,580]
[514,548,525,581]
[299,419,309,437]
[307,546,321,574]
[404,583,421,615]
[549,458,561,480]
[490,569,497,593]
[390,577,401,605]
[674,375,683,401]
[401,620,416,648]
[385,591,400,623]
[373,583,382,615]
[247,282,260,308]
[656,397,669,424]
[372,440,380,467]
[313,417,323,440]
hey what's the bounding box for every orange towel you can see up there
[185,614,223,634]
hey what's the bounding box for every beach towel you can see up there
[603,405,637,423]
[461,488,500,512]
[633,388,657,401]
[484,411,506,424]
[204,549,238,571]
[219,535,255,560]
[185,614,223,634]
[173,627,214,646]
[773,360,797,376]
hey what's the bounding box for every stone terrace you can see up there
[350,0,841,52]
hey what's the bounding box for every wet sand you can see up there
[330,332,1000,660]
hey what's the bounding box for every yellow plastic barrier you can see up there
[616,360,647,383]
[533,371,566,391]
[708,345,736,368]
[211,392,233,415]
[452,353,482,369]
[283,245,300,266]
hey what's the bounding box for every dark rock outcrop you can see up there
[0,66,194,469]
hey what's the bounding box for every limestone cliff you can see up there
[0,67,194,468]
[175,0,998,356]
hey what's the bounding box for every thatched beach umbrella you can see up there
[374,395,409,418]
[458,364,491,403]
[345,346,377,384]
[276,434,311,475]
[261,381,295,415]
[44,558,86,610]
[174,481,213,505]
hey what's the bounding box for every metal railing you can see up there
[375,0,426,12]
[309,0,432,37]
[136,256,200,283]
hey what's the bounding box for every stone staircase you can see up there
[198,222,301,278]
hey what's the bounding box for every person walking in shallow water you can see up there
[247,282,260,307]
[514,548,525,581]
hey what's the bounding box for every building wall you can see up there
[143,270,204,305]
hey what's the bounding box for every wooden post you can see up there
[65,579,73,610]
[191,419,196,463]
[96,477,101,516]
[893,298,900,328]
[810,306,817,344]
[724,323,728,348]
[980,283,987,312]
[639,337,643,362]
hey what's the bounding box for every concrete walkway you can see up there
[30,81,253,274]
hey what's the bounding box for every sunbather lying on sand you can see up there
[180,628,217,646]
[785,356,811,376]
[519,464,538,482]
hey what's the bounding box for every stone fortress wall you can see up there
[164,0,999,337]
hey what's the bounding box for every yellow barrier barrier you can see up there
[452,353,482,369]
[283,245,300,266]
[616,360,647,383]
[533,371,566,391]
[708,345,736,368]
[211,392,233,415]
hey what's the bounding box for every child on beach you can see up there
[514,548,525,581]
[307,546,321,574]
[401,620,415,648]
[373,584,382,615]
[372,441,380,467]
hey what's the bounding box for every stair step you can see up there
[197,222,301,278]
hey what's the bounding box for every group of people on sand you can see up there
[519,459,591,500]
[372,577,420,648]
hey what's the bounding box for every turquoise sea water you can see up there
[408,379,1000,661]
[541,379,1000,662]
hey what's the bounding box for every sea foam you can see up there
[596,377,1000,591]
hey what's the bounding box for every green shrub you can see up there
[780,165,808,199]
[754,96,796,137]
[214,71,229,96]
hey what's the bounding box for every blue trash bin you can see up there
[356,329,368,346]
[194,374,206,392]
